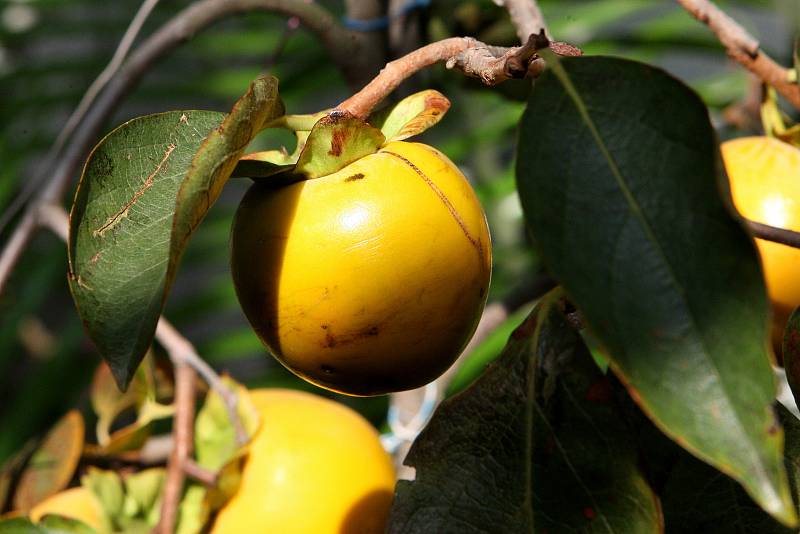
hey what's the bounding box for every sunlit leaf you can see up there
[369,90,450,143]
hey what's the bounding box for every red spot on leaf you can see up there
[583,507,595,520]
[329,128,348,157]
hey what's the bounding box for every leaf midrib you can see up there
[547,57,773,497]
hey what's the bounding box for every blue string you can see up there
[342,0,432,32]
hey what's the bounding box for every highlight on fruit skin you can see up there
[210,388,396,534]
[721,136,800,349]
[231,140,492,396]
[28,486,107,532]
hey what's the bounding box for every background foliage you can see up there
[0,0,798,471]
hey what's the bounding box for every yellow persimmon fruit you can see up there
[231,141,492,395]
[210,388,395,534]
[721,136,800,348]
[29,486,107,532]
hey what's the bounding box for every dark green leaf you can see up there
[388,289,661,533]
[68,76,282,388]
[783,307,800,408]
[516,54,793,525]
[661,405,800,534]
[36,516,97,534]
[293,113,384,179]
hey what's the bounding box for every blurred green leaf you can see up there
[13,412,84,513]
[516,54,793,525]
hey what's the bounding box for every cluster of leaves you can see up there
[0,355,260,533]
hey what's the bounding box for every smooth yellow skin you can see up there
[210,389,395,534]
[232,141,492,395]
[29,487,107,532]
[722,136,800,345]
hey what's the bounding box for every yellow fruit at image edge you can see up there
[721,136,800,348]
[210,389,395,534]
[232,141,492,396]
[29,486,106,532]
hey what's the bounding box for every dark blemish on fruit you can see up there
[479,286,485,298]
[321,324,329,330]
[324,331,337,348]
[345,173,365,182]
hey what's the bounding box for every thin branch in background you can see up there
[0,0,364,297]
[263,16,300,72]
[494,0,549,42]
[155,319,248,445]
[158,359,196,534]
[748,220,800,249]
[676,0,800,110]
[0,0,162,237]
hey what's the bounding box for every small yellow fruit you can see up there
[29,486,106,532]
[721,136,800,348]
[210,389,395,534]
[231,141,492,395]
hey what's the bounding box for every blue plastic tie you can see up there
[342,0,432,32]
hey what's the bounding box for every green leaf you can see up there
[194,377,260,472]
[68,76,282,389]
[782,307,800,408]
[168,76,283,286]
[388,289,661,532]
[293,113,385,179]
[369,90,450,143]
[0,518,46,534]
[515,54,794,525]
[81,468,124,530]
[36,516,97,534]
[661,405,800,533]
[123,468,164,528]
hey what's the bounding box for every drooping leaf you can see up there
[12,412,84,512]
[661,405,800,533]
[515,54,794,525]
[0,518,46,534]
[388,289,661,533]
[369,90,450,143]
[168,76,283,286]
[68,76,282,389]
[293,113,385,179]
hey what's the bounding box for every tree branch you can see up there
[748,221,800,249]
[676,0,800,110]
[158,359,196,534]
[338,33,574,119]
